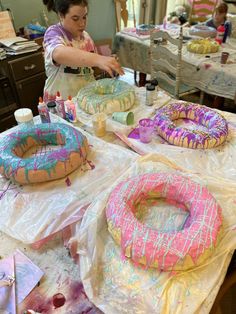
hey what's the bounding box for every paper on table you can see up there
[0,255,16,314]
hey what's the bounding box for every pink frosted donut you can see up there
[154,102,228,149]
[106,173,222,271]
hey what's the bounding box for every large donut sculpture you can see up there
[154,102,228,149]
[106,173,222,271]
[75,78,135,114]
[187,38,219,54]
[0,123,89,185]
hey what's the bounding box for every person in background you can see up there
[42,0,124,100]
[205,2,232,37]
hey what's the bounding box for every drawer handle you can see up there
[24,64,36,71]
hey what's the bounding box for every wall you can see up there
[0,0,116,40]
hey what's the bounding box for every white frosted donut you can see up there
[154,102,228,149]
[187,38,219,54]
[106,173,222,271]
[75,78,135,114]
[0,123,89,184]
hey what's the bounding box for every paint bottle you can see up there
[38,97,51,123]
[55,91,66,119]
[145,84,155,106]
[150,79,158,101]
[64,96,77,123]
[14,108,34,127]
[215,24,225,45]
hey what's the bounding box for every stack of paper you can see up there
[0,37,40,55]
[0,48,6,60]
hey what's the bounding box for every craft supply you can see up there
[139,118,154,143]
[146,84,155,106]
[92,113,107,137]
[55,91,66,119]
[38,97,50,123]
[64,96,77,123]
[14,108,34,127]
[215,24,225,45]
[112,111,134,125]
[150,79,158,101]
[47,101,57,115]
[221,51,229,64]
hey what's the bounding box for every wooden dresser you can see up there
[0,50,46,132]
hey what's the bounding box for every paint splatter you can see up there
[52,293,66,308]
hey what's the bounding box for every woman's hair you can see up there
[42,0,88,15]
[215,3,228,14]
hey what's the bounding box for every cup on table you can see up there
[139,118,154,143]
[112,111,134,125]
[92,112,107,137]
[221,52,229,64]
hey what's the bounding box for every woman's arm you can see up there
[53,46,124,77]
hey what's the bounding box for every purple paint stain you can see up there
[65,177,71,186]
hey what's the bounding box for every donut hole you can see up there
[134,197,189,232]
[12,130,65,158]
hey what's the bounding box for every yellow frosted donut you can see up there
[187,39,219,54]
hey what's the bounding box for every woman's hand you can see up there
[95,55,124,77]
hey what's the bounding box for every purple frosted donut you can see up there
[0,123,89,184]
[154,102,228,149]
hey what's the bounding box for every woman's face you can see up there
[60,5,88,38]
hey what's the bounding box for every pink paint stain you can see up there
[204,63,212,70]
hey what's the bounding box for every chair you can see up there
[150,27,199,100]
[114,0,140,85]
[189,0,219,25]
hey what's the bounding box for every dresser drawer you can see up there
[8,52,45,81]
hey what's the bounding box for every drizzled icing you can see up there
[106,173,222,271]
[154,102,228,149]
[0,123,89,184]
[75,78,135,114]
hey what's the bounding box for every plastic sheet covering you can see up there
[116,103,236,181]
[0,116,137,244]
[77,154,236,314]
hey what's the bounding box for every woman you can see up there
[42,0,124,100]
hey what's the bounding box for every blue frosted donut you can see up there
[0,123,89,184]
[75,78,135,114]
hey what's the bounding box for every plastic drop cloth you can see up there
[0,116,137,244]
[76,154,236,314]
[116,103,236,181]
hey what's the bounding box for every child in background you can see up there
[205,2,232,37]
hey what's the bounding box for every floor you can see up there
[120,69,236,114]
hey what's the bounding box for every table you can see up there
[114,31,236,101]
[0,90,236,313]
